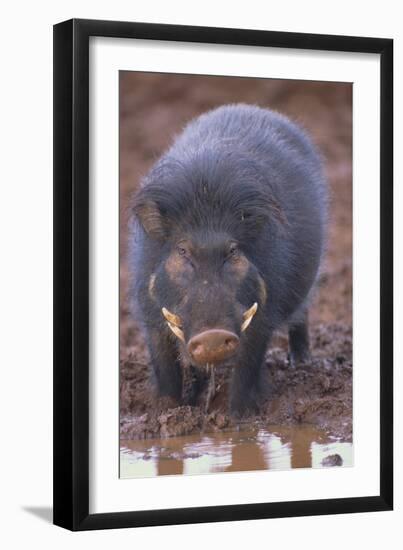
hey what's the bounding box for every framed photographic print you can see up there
[53,18,393,530]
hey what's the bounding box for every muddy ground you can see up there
[119,73,352,442]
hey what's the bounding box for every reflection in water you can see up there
[158,455,183,476]
[120,425,353,479]
[226,438,266,473]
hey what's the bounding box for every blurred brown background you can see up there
[120,72,352,354]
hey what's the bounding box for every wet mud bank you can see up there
[120,322,352,443]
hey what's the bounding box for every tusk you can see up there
[161,307,182,328]
[166,322,185,343]
[162,308,185,342]
[241,302,258,332]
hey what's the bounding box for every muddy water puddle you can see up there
[120,424,352,478]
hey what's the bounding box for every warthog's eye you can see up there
[226,242,239,261]
[175,242,195,270]
[176,241,191,258]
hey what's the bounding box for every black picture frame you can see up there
[53,18,393,531]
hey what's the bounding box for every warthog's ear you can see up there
[132,194,169,240]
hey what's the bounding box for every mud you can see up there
[119,73,352,445]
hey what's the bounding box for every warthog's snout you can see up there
[161,302,259,365]
[187,329,239,365]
